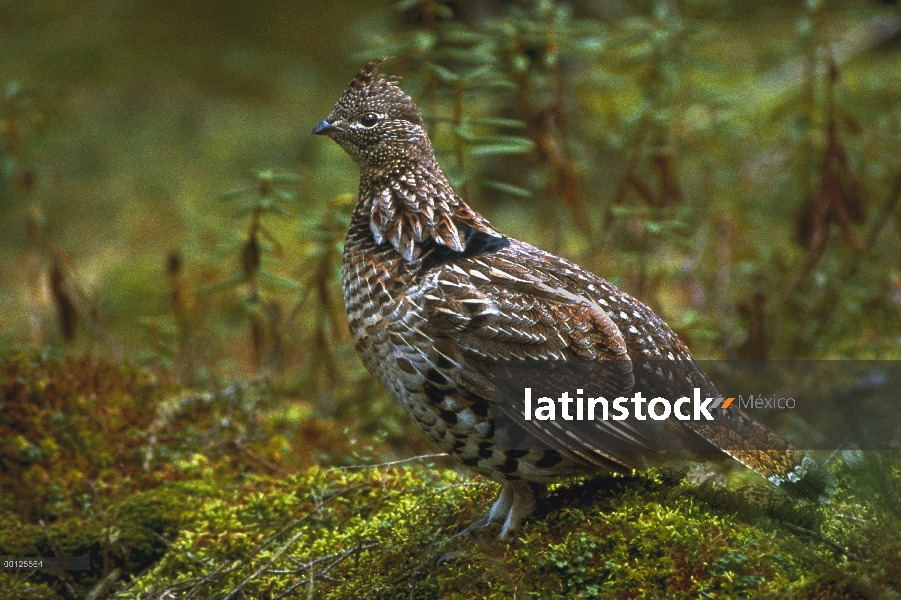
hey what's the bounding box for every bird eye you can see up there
[359,113,379,127]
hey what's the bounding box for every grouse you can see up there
[313,59,834,537]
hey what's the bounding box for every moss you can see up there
[0,346,163,520]
[3,353,899,599]
[0,346,395,518]
[0,483,215,599]
[117,459,901,600]
[0,574,62,600]
[0,347,395,599]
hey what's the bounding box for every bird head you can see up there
[312,59,431,168]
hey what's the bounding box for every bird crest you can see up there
[348,57,389,91]
[331,57,421,128]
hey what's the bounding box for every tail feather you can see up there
[732,449,836,503]
[690,405,836,503]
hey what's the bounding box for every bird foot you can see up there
[457,480,538,539]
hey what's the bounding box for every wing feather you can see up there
[420,244,669,471]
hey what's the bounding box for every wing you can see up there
[419,240,671,471]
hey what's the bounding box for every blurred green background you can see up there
[3,0,900,373]
[1,0,384,367]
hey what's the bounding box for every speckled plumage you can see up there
[313,60,835,536]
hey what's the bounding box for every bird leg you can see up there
[460,480,538,538]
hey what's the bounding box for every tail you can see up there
[691,407,836,503]
[731,449,836,503]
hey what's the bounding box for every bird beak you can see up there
[312,119,343,136]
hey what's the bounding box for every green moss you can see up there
[117,461,901,599]
[0,483,215,599]
[0,574,62,600]
[0,346,163,519]
[2,347,899,598]
[0,347,395,598]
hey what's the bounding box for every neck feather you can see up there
[357,157,499,262]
